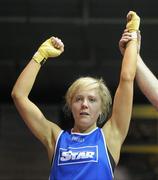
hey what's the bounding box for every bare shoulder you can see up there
[102,119,122,165]
[45,120,62,161]
[50,121,63,140]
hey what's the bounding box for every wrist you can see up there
[33,51,47,65]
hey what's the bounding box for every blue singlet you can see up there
[49,127,114,180]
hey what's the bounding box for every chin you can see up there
[77,119,96,129]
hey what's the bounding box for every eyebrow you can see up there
[75,94,98,99]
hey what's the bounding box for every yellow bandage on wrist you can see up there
[126,11,140,32]
[33,38,62,65]
[131,31,138,40]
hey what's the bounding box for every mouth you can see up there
[80,112,89,116]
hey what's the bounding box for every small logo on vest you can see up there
[58,146,98,165]
[71,135,85,142]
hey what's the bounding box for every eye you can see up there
[89,97,96,102]
[75,96,83,102]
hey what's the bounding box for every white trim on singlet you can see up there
[48,130,63,180]
[49,130,64,180]
[101,129,114,178]
[71,127,98,136]
[51,130,64,166]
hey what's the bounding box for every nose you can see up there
[81,99,88,109]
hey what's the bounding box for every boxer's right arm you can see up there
[11,37,64,159]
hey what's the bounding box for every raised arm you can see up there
[136,54,158,109]
[11,37,64,161]
[119,30,158,109]
[103,11,140,164]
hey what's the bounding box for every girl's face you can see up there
[71,88,102,132]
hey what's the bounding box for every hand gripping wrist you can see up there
[33,38,62,65]
[126,11,140,32]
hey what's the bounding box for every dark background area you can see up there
[0,0,158,180]
[0,0,158,104]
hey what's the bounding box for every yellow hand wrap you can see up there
[126,11,140,32]
[33,38,62,65]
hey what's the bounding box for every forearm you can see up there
[11,59,41,98]
[110,39,138,139]
[11,36,64,100]
[121,40,138,81]
[136,54,158,108]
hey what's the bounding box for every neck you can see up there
[72,123,97,133]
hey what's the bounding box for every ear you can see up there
[97,113,106,128]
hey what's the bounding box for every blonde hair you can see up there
[65,76,112,125]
